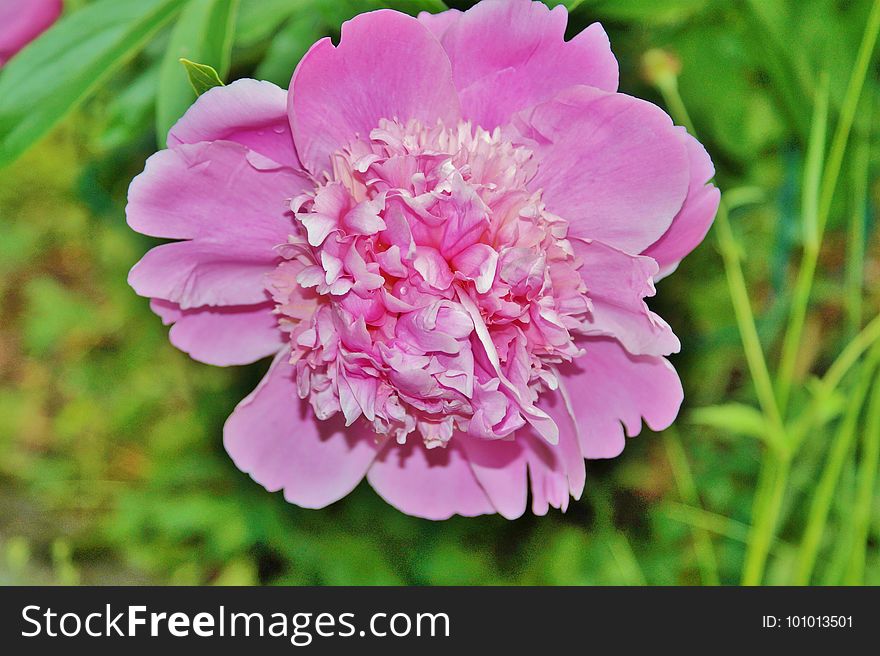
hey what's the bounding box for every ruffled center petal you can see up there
[270,118,594,449]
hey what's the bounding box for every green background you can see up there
[0,0,878,585]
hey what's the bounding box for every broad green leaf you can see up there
[590,0,708,24]
[315,0,447,25]
[255,14,325,88]
[180,58,225,96]
[156,0,239,147]
[99,63,161,151]
[235,0,312,48]
[0,0,185,169]
[689,403,769,440]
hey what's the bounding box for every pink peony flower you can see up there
[0,0,62,67]
[127,0,719,519]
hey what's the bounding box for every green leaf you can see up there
[689,403,770,440]
[590,0,708,24]
[235,0,311,48]
[314,0,446,24]
[0,0,185,169]
[156,0,239,147]
[180,58,225,96]
[255,14,325,88]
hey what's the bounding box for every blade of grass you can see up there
[776,0,880,414]
[606,533,647,586]
[662,429,720,585]
[821,454,858,585]
[789,312,880,452]
[846,108,871,338]
[775,74,829,413]
[844,366,880,584]
[742,454,790,585]
[794,342,880,584]
[660,502,792,555]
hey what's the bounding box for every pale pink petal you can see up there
[459,434,527,520]
[129,240,274,308]
[522,386,585,515]
[559,337,683,459]
[289,9,460,175]
[0,0,61,66]
[367,440,495,520]
[167,79,300,168]
[150,298,183,325]
[153,301,283,366]
[127,140,308,242]
[451,243,498,294]
[420,0,617,129]
[515,85,690,254]
[643,129,720,276]
[573,238,680,356]
[416,7,461,40]
[224,351,381,508]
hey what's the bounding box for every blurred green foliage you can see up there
[0,0,878,585]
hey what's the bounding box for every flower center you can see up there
[267,119,590,447]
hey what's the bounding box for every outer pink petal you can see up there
[151,300,283,366]
[129,240,275,308]
[573,238,680,356]
[459,434,527,520]
[522,386,585,515]
[0,0,61,66]
[642,130,720,277]
[416,6,461,40]
[167,79,300,168]
[515,85,690,254]
[367,440,495,520]
[289,9,460,175]
[127,140,307,242]
[224,351,381,509]
[420,0,618,129]
[559,337,683,459]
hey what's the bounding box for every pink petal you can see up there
[416,6,461,41]
[420,0,618,129]
[559,337,683,459]
[0,0,61,66]
[515,85,690,254]
[451,243,498,294]
[150,298,183,325]
[127,140,308,242]
[367,440,495,520]
[129,240,275,309]
[289,9,460,175]
[459,434,527,520]
[522,387,585,515]
[573,238,680,356]
[153,300,283,366]
[643,129,720,277]
[224,351,381,509]
[167,79,300,168]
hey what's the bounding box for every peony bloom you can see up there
[0,0,62,67]
[127,0,719,519]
